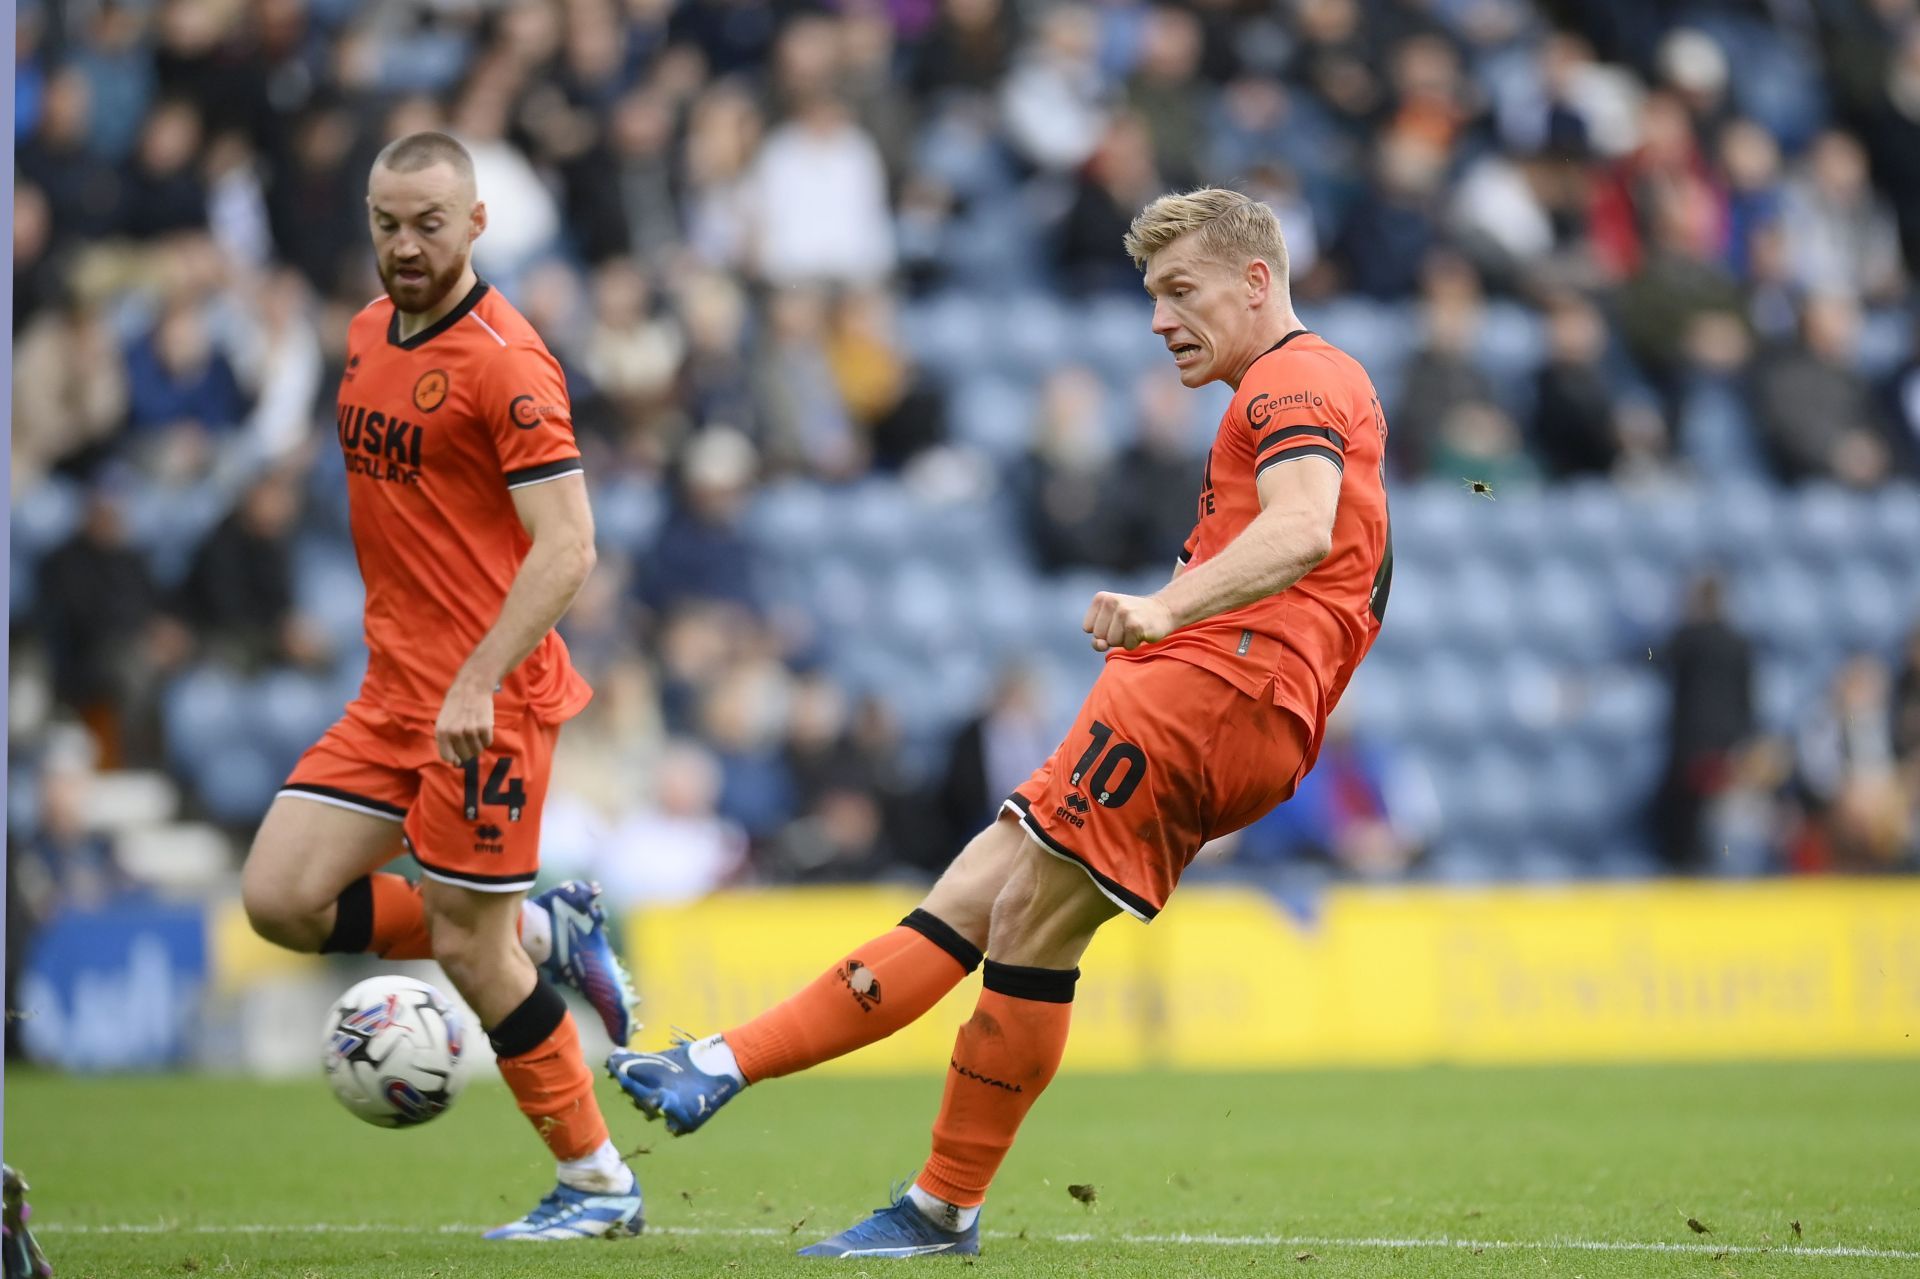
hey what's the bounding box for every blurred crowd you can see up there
[11,0,1920,929]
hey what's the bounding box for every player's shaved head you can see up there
[372,131,476,203]
[368,131,486,320]
[1125,188,1289,285]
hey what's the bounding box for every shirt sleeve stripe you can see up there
[504,457,585,489]
[1255,444,1344,477]
[1256,424,1344,455]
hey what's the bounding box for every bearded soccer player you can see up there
[240,133,643,1241]
[607,188,1392,1256]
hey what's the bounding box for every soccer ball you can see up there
[322,975,469,1128]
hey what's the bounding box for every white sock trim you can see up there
[520,899,553,967]
[556,1139,630,1193]
[907,1184,978,1233]
[687,1033,745,1086]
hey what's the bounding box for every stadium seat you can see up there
[251,669,337,761]
[950,373,1037,462]
[291,538,368,653]
[594,475,666,555]
[190,742,282,827]
[162,666,249,772]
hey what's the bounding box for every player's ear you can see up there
[469,200,487,243]
[1245,257,1273,308]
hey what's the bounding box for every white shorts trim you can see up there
[275,788,405,823]
[415,865,536,894]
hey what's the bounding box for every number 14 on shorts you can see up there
[462,756,527,822]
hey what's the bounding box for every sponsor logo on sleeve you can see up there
[1246,389,1324,428]
[508,394,566,430]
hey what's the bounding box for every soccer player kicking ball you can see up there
[241,133,643,1241]
[609,188,1393,1257]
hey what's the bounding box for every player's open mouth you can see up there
[394,267,427,283]
[1170,344,1201,365]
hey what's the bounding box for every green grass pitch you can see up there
[8,1060,1918,1277]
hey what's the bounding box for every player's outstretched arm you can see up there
[435,474,597,763]
[1083,457,1339,652]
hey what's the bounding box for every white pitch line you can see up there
[34,1222,1920,1260]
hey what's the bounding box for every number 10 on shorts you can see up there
[1070,721,1147,808]
[462,757,528,822]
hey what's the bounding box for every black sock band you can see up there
[902,908,984,974]
[319,876,373,954]
[981,959,1079,1004]
[487,980,568,1059]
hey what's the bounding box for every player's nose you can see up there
[1150,299,1179,335]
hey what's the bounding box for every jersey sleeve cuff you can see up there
[1255,444,1344,477]
[1255,425,1345,456]
[504,457,585,490]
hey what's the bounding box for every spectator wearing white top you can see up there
[750,94,895,286]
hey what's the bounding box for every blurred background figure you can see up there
[1652,573,1758,873]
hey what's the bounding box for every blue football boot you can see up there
[531,880,640,1047]
[482,1171,644,1241]
[606,1039,743,1135]
[797,1192,980,1259]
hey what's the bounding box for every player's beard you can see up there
[379,251,468,317]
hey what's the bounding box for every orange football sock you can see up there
[490,983,609,1161]
[366,873,433,959]
[916,962,1078,1208]
[725,909,983,1083]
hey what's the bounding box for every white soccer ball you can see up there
[322,975,470,1128]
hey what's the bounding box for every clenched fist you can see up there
[436,676,496,765]
[1083,591,1176,653]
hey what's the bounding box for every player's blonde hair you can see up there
[1124,188,1289,284]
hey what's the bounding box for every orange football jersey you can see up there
[332,281,592,725]
[1113,329,1391,742]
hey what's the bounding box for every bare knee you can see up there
[240,849,334,952]
[242,798,403,952]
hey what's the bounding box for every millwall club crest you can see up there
[413,368,450,413]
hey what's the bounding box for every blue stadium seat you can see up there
[998,294,1072,380]
[1583,668,1667,746]
[191,742,280,826]
[1786,485,1871,567]
[1339,663,1406,738]
[123,480,228,589]
[1523,561,1614,661]
[950,373,1036,462]
[747,482,835,557]
[10,477,81,559]
[593,475,665,555]
[251,669,337,761]
[1606,552,1682,642]
[292,537,368,653]
[1699,483,1779,564]
[1733,560,1826,655]
[900,294,991,378]
[1437,556,1519,651]
[1424,838,1506,884]
[1868,485,1920,564]
[1475,300,1547,423]
[162,665,248,772]
[1689,14,1828,149]
[1678,375,1770,483]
